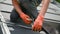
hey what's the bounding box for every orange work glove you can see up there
[32,15,44,31]
[20,13,32,24]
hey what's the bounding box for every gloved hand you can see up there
[32,15,44,31]
[20,13,32,24]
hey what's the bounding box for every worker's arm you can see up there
[12,0,23,14]
[32,0,50,31]
[12,0,32,24]
[39,0,50,16]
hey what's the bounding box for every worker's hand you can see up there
[32,15,44,31]
[20,13,32,24]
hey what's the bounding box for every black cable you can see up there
[0,21,49,34]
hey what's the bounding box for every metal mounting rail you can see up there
[0,10,11,34]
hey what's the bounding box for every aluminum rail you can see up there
[0,10,11,34]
